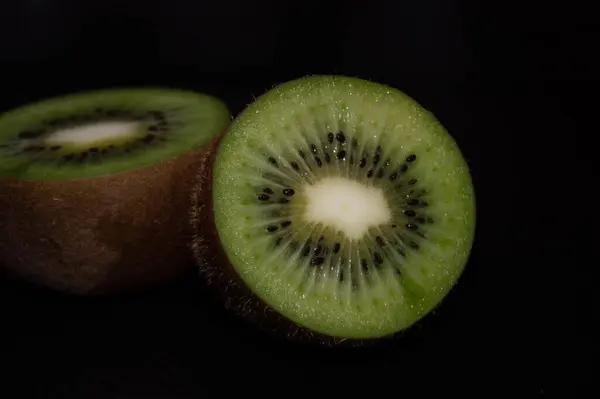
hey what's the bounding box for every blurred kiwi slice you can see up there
[193,76,475,341]
[0,88,230,295]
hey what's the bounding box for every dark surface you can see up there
[0,0,587,396]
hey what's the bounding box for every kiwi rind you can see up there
[193,75,475,342]
[0,89,230,295]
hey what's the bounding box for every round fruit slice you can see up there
[207,76,475,340]
[0,88,230,295]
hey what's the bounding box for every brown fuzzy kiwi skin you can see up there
[0,132,225,296]
[189,139,426,347]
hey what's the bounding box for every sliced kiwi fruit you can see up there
[0,88,230,295]
[192,75,475,342]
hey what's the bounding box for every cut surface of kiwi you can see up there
[210,76,475,339]
[0,89,229,181]
[0,88,230,294]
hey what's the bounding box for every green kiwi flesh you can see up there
[0,88,230,295]
[209,76,475,340]
[0,89,229,180]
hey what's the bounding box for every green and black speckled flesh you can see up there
[211,76,476,339]
[0,88,230,180]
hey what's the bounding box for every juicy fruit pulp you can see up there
[212,76,475,339]
[0,88,230,180]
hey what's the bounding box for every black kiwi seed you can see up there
[404,210,416,217]
[101,149,107,154]
[63,154,75,161]
[376,169,385,178]
[327,132,334,143]
[406,223,418,230]
[257,194,270,201]
[150,111,164,119]
[361,258,369,273]
[298,150,306,159]
[373,154,380,164]
[268,157,278,167]
[337,150,346,160]
[336,132,346,143]
[301,244,311,257]
[291,162,300,171]
[408,178,418,185]
[409,241,420,250]
[318,235,325,242]
[333,242,341,253]
[367,170,374,178]
[18,129,44,139]
[373,252,383,266]
[267,225,278,232]
[283,188,295,197]
[89,147,99,153]
[280,198,290,204]
[389,172,398,181]
[314,157,322,167]
[24,146,44,152]
[339,269,345,282]
[407,154,417,162]
[78,152,88,162]
[400,164,408,173]
[50,146,61,151]
[148,125,159,132]
[324,153,331,163]
[376,236,385,246]
[313,244,322,256]
[311,257,325,266]
[407,199,419,206]
[416,217,426,224]
[359,158,367,168]
[263,188,274,194]
[142,134,155,143]
[310,144,318,154]
[281,220,292,228]
[275,237,283,246]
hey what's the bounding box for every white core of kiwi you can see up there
[43,121,139,148]
[302,177,391,241]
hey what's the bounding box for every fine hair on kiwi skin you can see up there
[0,88,231,295]
[191,75,476,345]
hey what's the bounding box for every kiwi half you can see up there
[194,76,476,342]
[0,88,230,295]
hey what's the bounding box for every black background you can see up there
[0,0,589,396]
